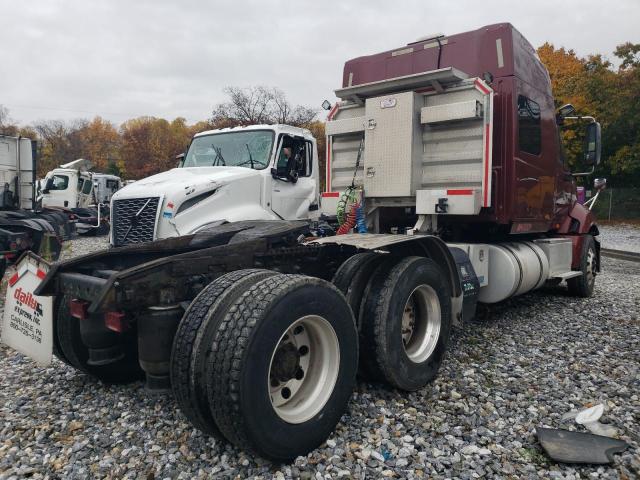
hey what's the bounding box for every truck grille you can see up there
[112,197,160,247]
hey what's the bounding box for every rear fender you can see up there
[309,234,463,325]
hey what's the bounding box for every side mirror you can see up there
[175,153,185,168]
[584,122,601,166]
[594,178,607,191]
[558,104,576,117]
[321,100,332,111]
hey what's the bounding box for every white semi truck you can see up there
[40,159,122,235]
[109,124,319,246]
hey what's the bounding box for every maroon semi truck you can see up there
[3,23,602,460]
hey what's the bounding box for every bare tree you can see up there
[211,86,317,127]
[0,105,18,136]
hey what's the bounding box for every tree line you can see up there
[538,41,640,186]
[0,86,325,180]
[0,41,638,186]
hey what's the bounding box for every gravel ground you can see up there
[599,223,640,253]
[1,236,639,480]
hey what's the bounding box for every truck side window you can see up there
[303,141,313,177]
[517,95,541,155]
[48,175,69,191]
[277,139,309,177]
[81,179,93,195]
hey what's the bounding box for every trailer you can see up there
[2,23,605,461]
[0,135,73,277]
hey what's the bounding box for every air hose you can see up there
[336,187,367,235]
[336,136,367,235]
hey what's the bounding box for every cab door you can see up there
[270,135,316,219]
[513,82,556,231]
[77,174,94,208]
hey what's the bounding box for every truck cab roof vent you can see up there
[408,33,445,45]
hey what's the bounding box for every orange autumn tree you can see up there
[120,117,193,179]
[538,42,640,183]
[78,117,121,173]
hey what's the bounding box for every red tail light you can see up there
[105,311,128,332]
[69,299,89,320]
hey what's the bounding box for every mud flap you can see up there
[1,252,53,366]
[536,427,629,464]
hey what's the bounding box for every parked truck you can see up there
[3,23,605,461]
[0,135,73,277]
[40,159,122,235]
[108,124,319,246]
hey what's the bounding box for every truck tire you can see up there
[206,275,358,460]
[360,256,451,391]
[567,235,597,297]
[170,269,277,437]
[332,252,386,321]
[52,298,73,368]
[56,296,143,384]
[332,253,390,378]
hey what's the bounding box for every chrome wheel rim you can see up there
[402,284,441,363]
[268,315,340,424]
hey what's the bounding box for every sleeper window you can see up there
[518,95,541,155]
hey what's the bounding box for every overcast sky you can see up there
[1,0,638,126]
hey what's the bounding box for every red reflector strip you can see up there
[474,78,490,95]
[69,299,89,320]
[483,123,491,207]
[322,192,340,198]
[8,272,19,287]
[36,269,46,279]
[105,311,127,332]
[327,103,339,121]
[447,189,473,195]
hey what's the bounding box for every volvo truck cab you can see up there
[109,124,319,246]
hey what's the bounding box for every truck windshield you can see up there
[183,130,274,170]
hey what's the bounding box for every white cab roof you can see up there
[194,124,313,139]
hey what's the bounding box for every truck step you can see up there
[550,271,582,280]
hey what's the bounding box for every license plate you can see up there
[1,252,53,366]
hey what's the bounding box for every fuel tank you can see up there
[477,241,550,303]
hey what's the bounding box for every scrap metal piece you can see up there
[536,427,629,464]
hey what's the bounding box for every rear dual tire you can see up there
[171,271,358,461]
[170,269,277,437]
[333,255,451,391]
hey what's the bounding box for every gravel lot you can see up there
[598,223,640,253]
[1,235,639,479]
